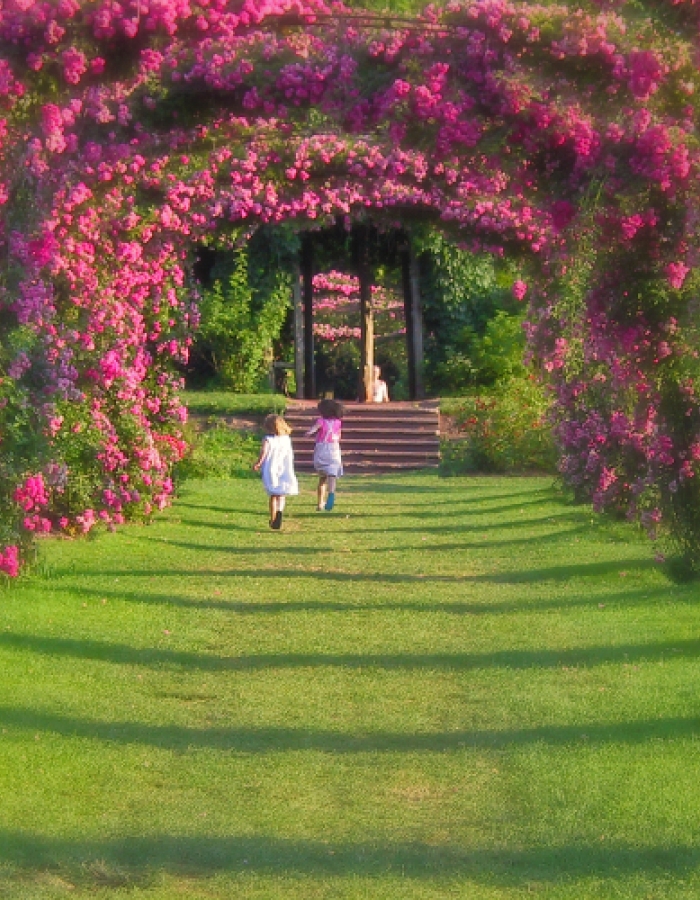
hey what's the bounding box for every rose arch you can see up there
[2,0,700,575]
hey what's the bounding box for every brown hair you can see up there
[264,414,292,436]
[318,398,344,419]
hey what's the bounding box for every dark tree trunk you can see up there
[301,234,315,399]
[401,236,425,400]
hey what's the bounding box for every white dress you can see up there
[372,380,389,402]
[260,435,299,496]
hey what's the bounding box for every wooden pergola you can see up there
[293,224,425,401]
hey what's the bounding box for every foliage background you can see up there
[192,226,298,392]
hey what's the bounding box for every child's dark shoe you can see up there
[271,511,283,529]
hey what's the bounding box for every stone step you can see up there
[296,461,440,473]
[286,413,439,431]
[285,401,441,472]
[291,436,441,452]
[287,419,439,432]
[292,435,439,448]
[295,451,440,466]
[286,401,438,417]
[287,410,437,416]
[188,402,443,472]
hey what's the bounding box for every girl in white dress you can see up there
[253,415,299,529]
[372,366,389,403]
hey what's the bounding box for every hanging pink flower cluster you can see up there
[312,271,404,342]
[13,474,52,533]
[1,0,700,570]
[0,545,19,578]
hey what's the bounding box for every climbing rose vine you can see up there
[313,271,404,343]
[2,0,700,571]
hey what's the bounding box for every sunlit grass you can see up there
[1,473,699,899]
[182,390,286,418]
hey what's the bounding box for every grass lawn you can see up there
[181,391,286,419]
[1,472,700,899]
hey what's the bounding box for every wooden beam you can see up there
[292,262,304,399]
[401,236,425,400]
[355,224,374,402]
[301,234,315,399]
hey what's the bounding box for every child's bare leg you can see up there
[317,476,327,509]
[325,475,337,511]
[270,495,284,529]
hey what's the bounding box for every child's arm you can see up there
[305,418,321,437]
[253,438,270,471]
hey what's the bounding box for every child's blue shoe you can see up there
[325,492,335,511]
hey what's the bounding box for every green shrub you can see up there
[193,229,297,392]
[441,377,557,474]
[430,311,529,395]
[416,229,526,395]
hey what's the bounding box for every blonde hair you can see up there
[264,414,292,436]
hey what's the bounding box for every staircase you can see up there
[285,401,441,475]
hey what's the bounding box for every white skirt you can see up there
[261,435,299,496]
[313,442,343,478]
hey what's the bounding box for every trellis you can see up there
[2,0,700,571]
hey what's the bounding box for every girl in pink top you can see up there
[306,398,344,511]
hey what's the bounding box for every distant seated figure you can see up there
[372,366,389,403]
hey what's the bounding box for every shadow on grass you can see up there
[140,526,591,558]
[341,480,553,496]
[0,705,698,752]
[174,490,556,516]
[52,557,659,584]
[169,504,260,516]
[0,830,697,887]
[172,517,254,532]
[334,512,597,536]
[141,535,333,554]
[49,583,669,617]
[374,528,592,552]
[171,505,585,534]
[2,631,699,673]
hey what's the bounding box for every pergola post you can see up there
[301,233,315,399]
[401,235,425,400]
[355,224,374,402]
[292,261,304,399]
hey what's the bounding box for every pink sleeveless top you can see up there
[315,417,341,443]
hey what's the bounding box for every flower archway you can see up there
[2,0,700,573]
